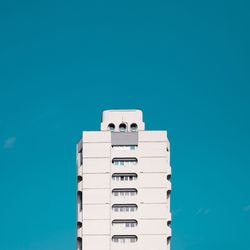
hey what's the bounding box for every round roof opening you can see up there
[119,123,127,132]
[130,123,138,131]
[108,123,115,131]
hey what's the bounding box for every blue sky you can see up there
[0,0,249,249]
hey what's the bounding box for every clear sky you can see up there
[0,0,249,249]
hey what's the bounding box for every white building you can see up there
[76,110,172,250]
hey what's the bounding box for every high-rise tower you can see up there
[76,110,172,250]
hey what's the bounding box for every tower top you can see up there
[101,109,145,132]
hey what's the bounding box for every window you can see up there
[77,237,82,250]
[130,237,137,243]
[167,190,171,200]
[112,174,137,181]
[112,188,138,197]
[167,220,171,227]
[77,191,82,212]
[108,123,115,131]
[167,174,171,181]
[112,145,137,150]
[167,236,171,245]
[130,123,138,131]
[112,204,138,212]
[113,237,118,243]
[112,158,138,166]
[77,222,82,231]
[130,206,136,212]
[112,235,138,243]
[79,149,83,166]
[112,220,138,228]
[119,123,127,132]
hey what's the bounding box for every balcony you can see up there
[78,165,83,177]
[111,220,138,235]
[78,180,83,191]
[112,188,137,196]
[111,146,138,158]
[112,235,138,243]
[112,158,138,166]
[167,211,172,221]
[111,189,138,204]
[167,181,172,191]
[167,224,172,237]
[111,235,138,250]
[77,210,83,222]
[112,173,137,181]
[77,222,82,238]
[76,237,82,250]
[167,166,172,176]
[112,173,137,180]
[111,204,138,220]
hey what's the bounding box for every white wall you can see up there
[83,189,110,204]
[83,173,110,188]
[83,220,110,235]
[77,110,172,250]
[138,157,170,173]
[83,236,110,249]
[83,143,111,158]
[83,158,110,173]
[83,204,110,219]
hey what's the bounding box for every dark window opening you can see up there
[112,188,138,196]
[79,149,83,166]
[130,123,138,131]
[112,219,138,227]
[167,190,171,200]
[112,158,138,166]
[112,204,138,212]
[77,191,83,211]
[77,237,82,250]
[167,236,171,245]
[77,221,82,229]
[112,235,138,243]
[112,173,138,181]
[119,123,127,132]
[108,123,115,131]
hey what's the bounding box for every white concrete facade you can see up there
[76,110,172,250]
